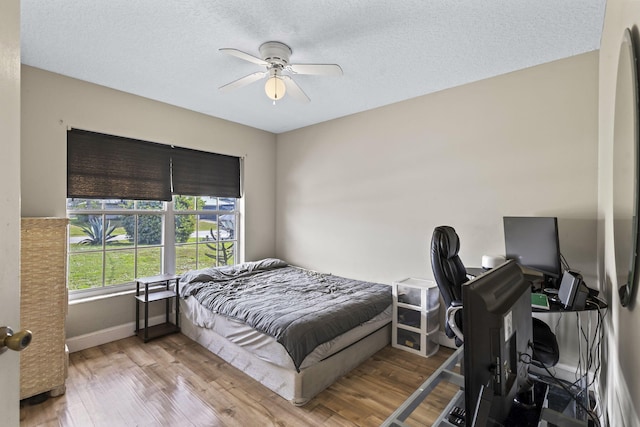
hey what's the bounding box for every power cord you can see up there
[560,252,571,272]
[576,303,605,393]
[527,341,601,427]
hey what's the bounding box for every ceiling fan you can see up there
[218,41,343,103]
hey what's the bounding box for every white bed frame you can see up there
[179,299,391,406]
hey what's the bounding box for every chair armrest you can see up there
[446,302,464,343]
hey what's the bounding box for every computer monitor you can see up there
[503,216,562,287]
[463,259,533,424]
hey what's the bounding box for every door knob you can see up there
[0,326,32,355]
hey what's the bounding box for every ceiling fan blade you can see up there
[287,63,343,76]
[219,48,268,66]
[281,76,310,103]
[219,71,267,92]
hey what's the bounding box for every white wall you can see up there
[599,1,640,425]
[0,0,22,425]
[21,66,277,337]
[276,52,599,367]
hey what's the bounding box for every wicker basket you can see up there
[20,217,68,399]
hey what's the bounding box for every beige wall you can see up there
[277,53,598,283]
[0,0,22,425]
[21,66,277,337]
[599,1,640,425]
[276,52,599,367]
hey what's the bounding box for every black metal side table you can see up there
[134,274,181,342]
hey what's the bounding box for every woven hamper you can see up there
[20,217,68,399]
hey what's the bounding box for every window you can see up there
[66,128,242,297]
[173,196,238,274]
[67,196,239,296]
[67,199,163,291]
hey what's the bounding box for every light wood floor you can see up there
[20,333,458,427]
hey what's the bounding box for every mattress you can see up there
[182,295,392,370]
[179,258,392,370]
[178,259,393,404]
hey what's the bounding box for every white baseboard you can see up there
[65,313,169,353]
[606,338,640,427]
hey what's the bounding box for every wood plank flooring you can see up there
[20,333,458,427]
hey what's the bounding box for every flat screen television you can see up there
[503,216,562,288]
[462,259,533,424]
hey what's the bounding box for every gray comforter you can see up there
[180,258,391,371]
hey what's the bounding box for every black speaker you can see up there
[558,270,588,310]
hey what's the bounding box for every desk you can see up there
[465,267,487,279]
[531,293,607,313]
[381,347,593,427]
[531,293,607,424]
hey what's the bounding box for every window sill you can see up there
[68,285,169,305]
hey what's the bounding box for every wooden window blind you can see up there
[171,146,241,198]
[67,129,172,201]
[67,129,241,200]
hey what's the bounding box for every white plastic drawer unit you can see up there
[392,277,440,357]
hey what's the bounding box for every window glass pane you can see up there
[105,250,135,285]
[70,214,112,248]
[69,214,95,253]
[219,197,237,211]
[198,214,216,241]
[202,196,217,211]
[174,195,196,211]
[202,240,235,266]
[173,195,208,211]
[176,244,197,274]
[137,200,163,210]
[196,196,206,210]
[104,199,133,210]
[105,214,133,249]
[219,214,236,240]
[132,214,162,246]
[175,214,197,243]
[68,252,103,290]
[67,199,103,210]
[137,247,162,278]
[199,209,218,230]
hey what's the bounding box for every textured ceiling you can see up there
[20,1,606,134]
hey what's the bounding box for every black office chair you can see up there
[430,226,467,347]
[430,225,559,367]
[531,317,559,368]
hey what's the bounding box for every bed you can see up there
[178,258,392,405]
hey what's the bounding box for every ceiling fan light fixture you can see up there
[220,41,340,104]
[265,76,286,101]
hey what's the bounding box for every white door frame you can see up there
[0,1,22,425]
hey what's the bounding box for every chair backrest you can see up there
[430,226,469,308]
